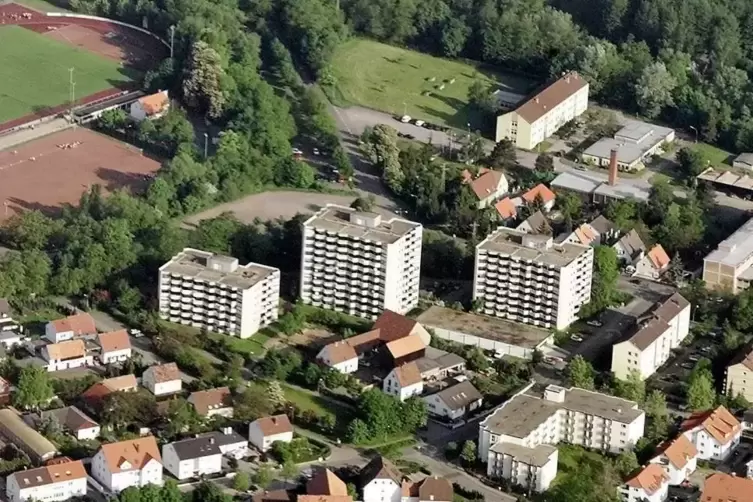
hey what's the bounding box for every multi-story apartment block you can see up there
[681,406,741,461]
[703,216,753,293]
[725,346,753,402]
[611,293,691,380]
[495,71,589,150]
[159,248,280,338]
[473,229,593,330]
[300,205,422,319]
[480,384,645,492]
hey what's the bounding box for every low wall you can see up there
[46,12,170,48]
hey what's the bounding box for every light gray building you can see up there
[582,120,675,171]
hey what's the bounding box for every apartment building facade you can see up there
[611,293,691,380]
[473,229,593,330]
[300,205,422,319]
[495,72,589,150]
[725,347,753,402]
[479,384,645,492]
[703,216,753,293]
[158,248,280,338]
[7,460,87,502]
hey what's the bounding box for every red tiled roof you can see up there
[681,406,741,445]
[515,72,588,124]
[49,313,96,336]
[494,197,517,219]
[647,244,671,270]
[701,472,753,502]
[522,184,556,205]
[625,464,668,495]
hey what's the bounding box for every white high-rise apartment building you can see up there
[159,248,280,338]
[473,228,593,330]
[301,205,422,319]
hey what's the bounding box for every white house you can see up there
[613,229,647,265]
[162,436,223,480]
[400,476,454,502]
[130,90,169,122]
[462,168,509,209]
[45,313,96,343]
[0,331,24,350]
[423,380,483,421]
[188,387,233,419]
[620,464,669,502]
[42,339,93,372]
[649,434,698,485]
[6,459,87,502]
[681,406,741,461]
[383,362,423,402]
[487,442,558,492]
[39,406,100,441]
[204,429,248,459]
[611,293,691,380]
[522,184,556,212]
[142,363,182,396]
[91,436,163,493]
[316,341,358,374]
[97,329,132,364]
[634,244,671,281]
[248,414,293,453]
[360,456,402,502]
[562,216,618,247]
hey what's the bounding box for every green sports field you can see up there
[326,38,533,130]
[0,25,136,124]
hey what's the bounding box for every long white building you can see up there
[473,229,593,330]
[480,384,645,492]
[7,460,87,502]
[301,205,422,319]
[158,248,280,338]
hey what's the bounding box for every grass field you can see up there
[690,142,733,167]
[326,38,533,130]
[15,0,72,12]
[0,26,136,123]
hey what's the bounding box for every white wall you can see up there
[163,444,222,480]
[650,455,697,485]
[76,425,101,441]
[620,482,668,502]
[248,423,293,452]
[8,475,87,502]
[683,428,740,461]
[102,348,132,365]
[46,355,93,372]
[45,325,73,343]
[363,478,401,502]
[486,450,558,492]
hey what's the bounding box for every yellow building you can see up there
[725,348,753,402]
[703,217,753,294]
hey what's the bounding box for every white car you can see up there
[401,115,411,123]
[313,148,320,156]
[570,334,584,342]
[129,329,144,338]
[415,120,425,127]
[586,320,603,327]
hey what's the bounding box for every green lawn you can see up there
[281,383,354,434]
[209,331,271,356]
[15,0,72,12]
[326,38,532,130]
[690,142,732,167]
[0,25,137,123]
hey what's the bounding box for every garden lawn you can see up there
[0,26,136,124]
[691,142,733,167]
[15,0,72,12]
[281,383,354,434]
[326,38,532,130]
[210,331,270,356]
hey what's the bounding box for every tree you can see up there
[233,471,251,492]
[165,398,201,438]
[267,380,287,409]
[468,79,497,113]
[182,41,226,119]
[234,385,274,422]
[687,372,716,411]
[585,245,619,314]
[281,460,299,483]
[13,366,53,411]
[614,450,640,477]
[635,62,677,119]
[566,355,595,390]
[252,464,273,488]
[488,139,517,169]
[535,153,555,172]
[557,192,583,229]
[614,370,645,403]
[275,158,315,188]
[676,147,707,181]
[189,481,231,502]
[606,199,638,230]
[3,210,57,251]
[460,440,476,466]
[350,195,376,212]
[360,125,403,193]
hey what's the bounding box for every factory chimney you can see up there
[608,149,618,186]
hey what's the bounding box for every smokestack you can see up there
[608,149,618,186]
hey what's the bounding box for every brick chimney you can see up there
[608,149,618,186]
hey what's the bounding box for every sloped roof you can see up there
[515,72,587,123]
[320,341,358,364]
[97,329,131,353]
[145,362,180,383]
[615,229,647,258]
[517,210,548,234]
[49,313,96,336]
[360,456,402,486]
[83,374,138,401]
[701,472,753,502]
[41,406,98,432]
[522,184,556,205]
[169,436,222,460]
[681,406,741,445]
[652,434,697,469]
[307,467,348,496]
[464,168,506,201]
[418,476,454,501]
[98,436,161,473]
[372,310,418,342]
[253,414,292,437]
[45,339,86,361]
[433,380,482,411]
[625,464,667,495]
[188,387,232,416]
[392,362,422,387]
[572,223,598,245]
[386,335,426,360]
[10,459,86,489]
[647,244,671,270]
[589,215,614,235]
[138,91,169,115]
[494,197,517,219]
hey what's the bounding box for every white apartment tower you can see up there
[474,228,593,330]
[158,248,280,338]
[301,205,422,319]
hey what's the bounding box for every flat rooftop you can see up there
[583,120,674,165]
[161,248,277,289]
[416,306,551,349]
[490,442,557,467]
[592,181,650,202]
[478,227,590,267]
[551,171,601,194]
[705,216,753,269]
[481,385,644,438]
[304,205,420,245]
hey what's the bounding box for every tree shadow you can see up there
[7,197,62,217]
[95,166,151,192]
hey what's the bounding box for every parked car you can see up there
[414,120,425,127]
[570,334,584,342]
[586,320,603,327]
[401,115,411,123]
[129,329,144,338]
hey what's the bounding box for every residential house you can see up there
[248,414,293,452]
[360,456,402,502]
[649,434,698,485]
[0,298,19,332]
[400,476,453,502]
[97,330,132,365]
[201,429,248,459]
[253,490,295,502]
[462,168,509,209]
[82,374,138,404]
[0,408,58,463]
[619,464,669,502]
[700,472,753,502]
[307,467,348,496]
[515,210,550,234]
[316,341,358,374]
[733,153,753,170]
[383,362,423,401]
[130,90,169,122]
[613,229,647,266]
[91,436,163,492]
[45,313,96,343]
[494,197,517,221]
[385,335,426,367]
[725,345,753,402]
[562,216,618,247]
[522,184,556,212]
[681,406,741,460]
[188,387,233,419]
[6,459,87,502]
[611,293,691,380]
[42,339,92,372]
[487,443,558,493]
[634,244,671,280]
[162,436,222,480]
[142,363,182,396]
[423,380,482,421]
[0,331,25,350]
[38,406,100,440]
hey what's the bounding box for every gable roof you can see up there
[625,464,667,495]
[297,497,353,502]
[517,210,548,234]
[647,244,671,270]
[83,374,138,401]
[49,313,96,336]
[252,414,293,437]
[522,184,556,205]
[188,387,232,416]
[10,459,86,489]
[372,310,418,343]
[494,197,517,219]
[168,436,222,460]
[98,436,161,473]
[572,223,598,245]
[589,215,614,235]
[253,490,295,502]
[306,467,348,496]
[418,476,454,502]
[360,456,402,486]
[319,341,358,365]
[652,434,697,469]
[626,318,671,351]
[386,335,426,360]
[701,472,753,502]
[681,406,741,445]
[145,363,180,383]
[515,72,588,123]
[391,362,422,387]
[625,292,691,351]
[138,91,169,115]
[41,406,98,432]
[434,380,483,410]
[463,168,506,201]
[97,329,131,353]
[45,339,86,361]
[615,229,646,257]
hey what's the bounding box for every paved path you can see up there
[0,118,71,151]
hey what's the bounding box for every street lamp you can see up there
[689,125,698,143]
[169,25,176,59]
[203,132,209,159]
